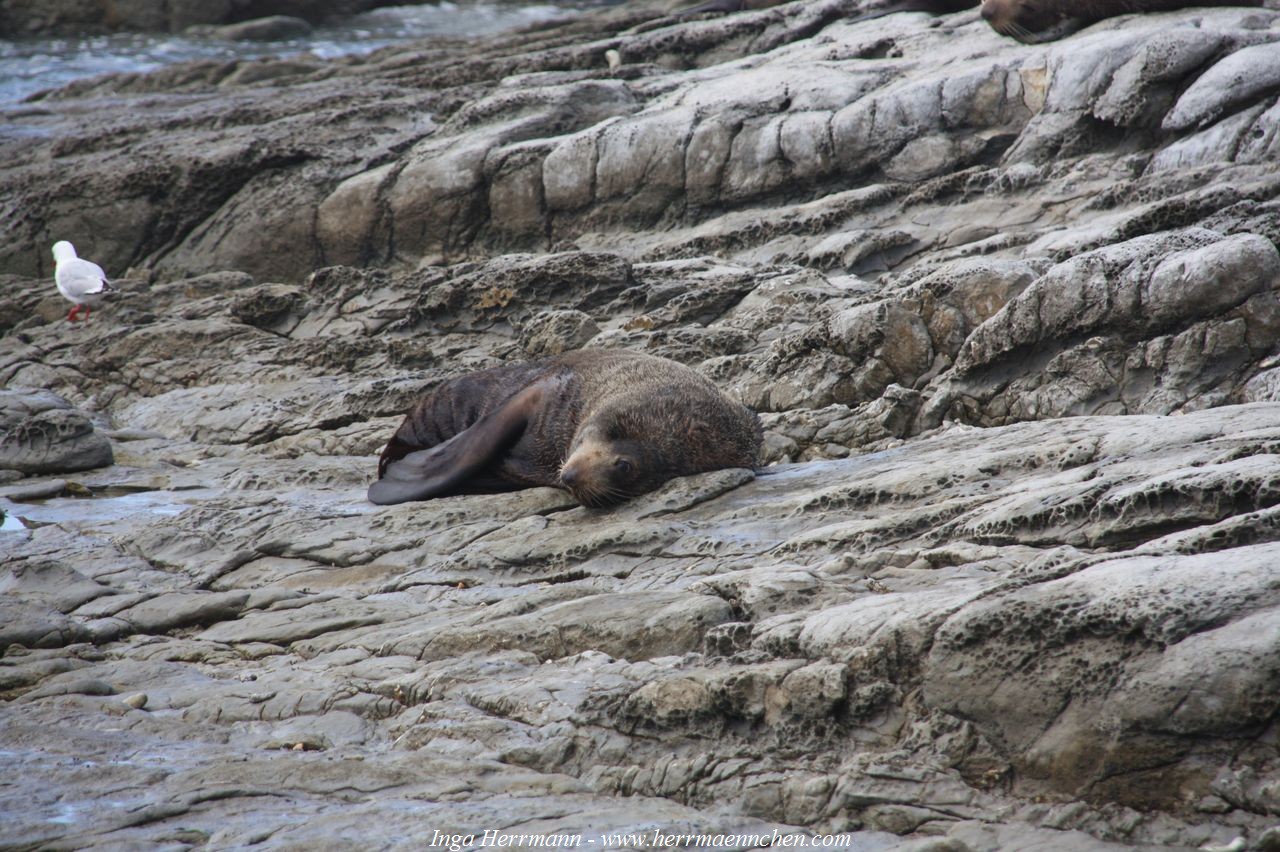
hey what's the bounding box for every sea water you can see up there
[0,2,581,108]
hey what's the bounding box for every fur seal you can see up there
[369,349,762,507]
[981,0,1264,42]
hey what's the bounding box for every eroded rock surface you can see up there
[2,1,1280,850]
[0,388,114,476]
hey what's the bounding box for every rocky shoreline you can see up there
[3,1,1280,850]
[0,1,401,36]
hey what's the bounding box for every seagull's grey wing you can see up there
[75,259,110,293]
[58,259,111,298]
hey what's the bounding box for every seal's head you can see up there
[980,0,1061,42]
[557,389,760,508]
[558,424,657,507]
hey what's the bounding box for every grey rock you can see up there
[197,597,395,646]
[249,710,370,750]
[0,408,114,474]
[0,646,99,692]
[21,676,116,700]
[187,15,314,42]
[0,478,68,500]
[1093,29,1225,128]
[0,560,113,613]
[116,591,252,633]
[0,390,114,475]
[121,692,149,709]
[953,230,1279,373]
[518,309,601,357]
[5,393,1280,845]
[1163,41,1280,131]
[0,600,93,652]
[925,545,1280,806]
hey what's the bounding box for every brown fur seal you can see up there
[981,0,1264,42]
[369,349,762,507]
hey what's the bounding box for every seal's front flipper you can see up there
[368,381,547,505]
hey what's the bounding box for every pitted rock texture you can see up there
[2,1,1280,850]
[0,388,114,475]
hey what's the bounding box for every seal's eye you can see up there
[613,458,633,477]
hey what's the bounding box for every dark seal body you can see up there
[369,349,762,507]
[981,0,1264,42]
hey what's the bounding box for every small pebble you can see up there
[121,692,148,710]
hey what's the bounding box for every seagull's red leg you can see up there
[67,305,80,322]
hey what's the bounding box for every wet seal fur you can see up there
[369,349,762,507]
[981,0,1264,42]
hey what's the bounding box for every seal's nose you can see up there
[560,466,580,487]
[980,0,995,19]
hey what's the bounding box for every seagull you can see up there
[52,241,114,322]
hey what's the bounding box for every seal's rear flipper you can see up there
[368,382,547,505]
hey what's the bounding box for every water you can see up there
[0,2,582,109]
[0,488,214,541]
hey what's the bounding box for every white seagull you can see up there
[52,240,114,322]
